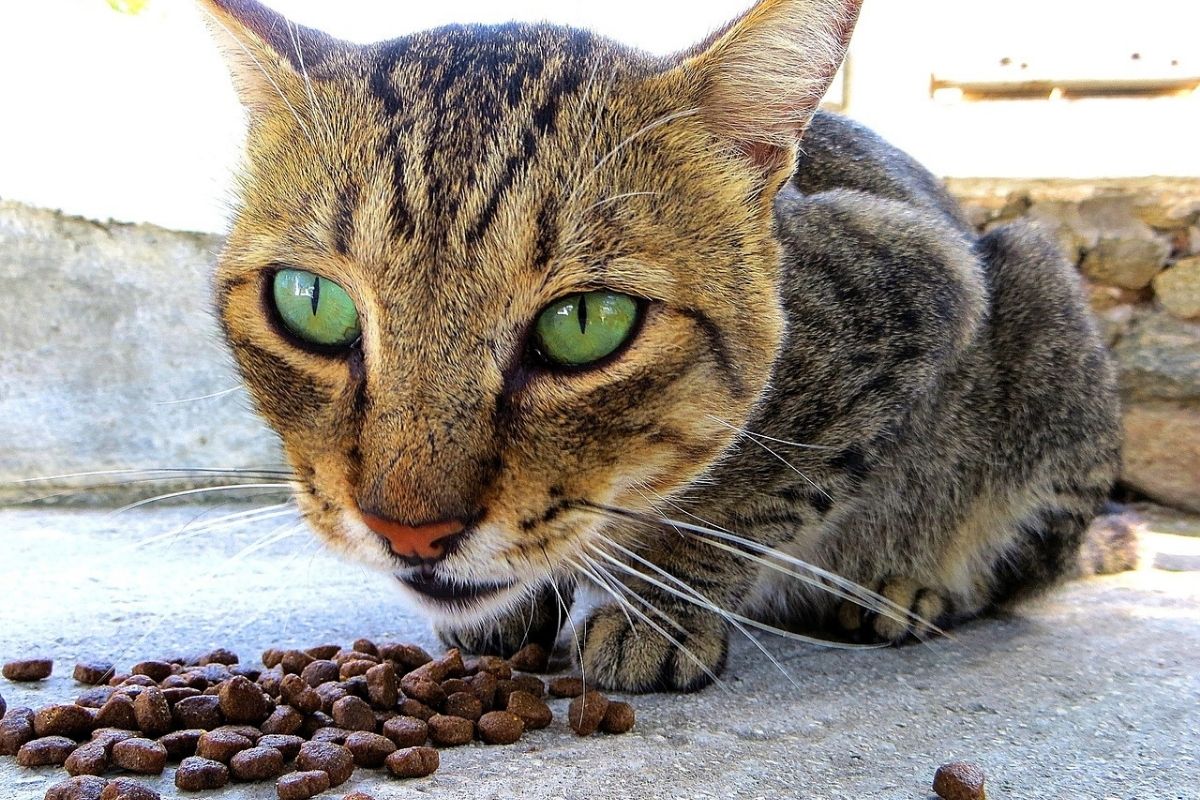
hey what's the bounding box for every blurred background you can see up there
[0,0,1198,518]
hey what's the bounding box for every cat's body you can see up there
[200,0,1123,692]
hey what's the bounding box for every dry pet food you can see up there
[1,636,637,796]
[3,659,53,681]
[933,761,988,800]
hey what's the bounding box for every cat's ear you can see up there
[680,0,861,183]
[196,0,340,113]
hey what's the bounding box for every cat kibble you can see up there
[73,663,115,686]
[331,696,375,732]
[296,740,355,786]
[218,675,273,724]
[933,761,987,800]
[196,729,253,763]
[3,658,53,681]
[300,659,339,688]
[158,728,203,760]
[0,708,35,756]
[547,676,585,698]
[256,733,305,761]
[110,738,167,774]
[132,687,172,737]
[427,714,474,746]
[44,775,109,800]
[230,745,286,781]
[276,770,331,800]
[130,662,174,683]
[174,756,230,790]
[261,704,304,736]
[599,701,635,734]
[508,643,550,673]
[344,731,397,768]
[506,691,552,730]
[384,745,440,779]
[477,711,524,745]
[18,736,78,767]
[34,704,95,739]
[382,715,428,748]
[443,691,483,722]
[567,691,610,736]
[63,742,108,776]
[171,695,221,730]
[98,778,161,800]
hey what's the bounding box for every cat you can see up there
[199,0,1125,692]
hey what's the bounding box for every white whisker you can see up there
[707,415,833,503]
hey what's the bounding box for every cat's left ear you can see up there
[678,0,862,190]
[196,0,342,113]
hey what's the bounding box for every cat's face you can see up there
[204,0,855,624]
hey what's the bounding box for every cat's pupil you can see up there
[577,293,587,334]
[310,276,321,316]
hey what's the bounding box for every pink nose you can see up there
[361,511,466,562]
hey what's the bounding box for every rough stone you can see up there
[1153,256,1200,320]
[1114,310,1200,403]
[1082,237,1171,290]
[1122,403,1200,513]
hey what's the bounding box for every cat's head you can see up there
[202,0,859,622]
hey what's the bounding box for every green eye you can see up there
[534,291,640,367]
[271,268,361,348]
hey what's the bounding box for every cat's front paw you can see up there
[836,577,947,643]
[580,604,728,692]
[437,581,573,658]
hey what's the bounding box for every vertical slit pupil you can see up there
[577,293,587,335]
[311,275,321,316]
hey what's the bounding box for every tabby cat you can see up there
[201,0,1122,691]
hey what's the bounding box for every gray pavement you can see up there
[1,505,1197,800]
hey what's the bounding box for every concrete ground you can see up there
[1,504,1197,800]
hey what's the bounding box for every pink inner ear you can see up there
[735,138,795,182]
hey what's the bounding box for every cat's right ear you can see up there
[196,0,340,113]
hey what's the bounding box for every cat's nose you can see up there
[360,510,467,563]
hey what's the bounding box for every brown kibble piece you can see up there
[466,672,497,711]
[99,779,161,800]
[172,695,222,730]
[257,733,305,761]
[345,730,397,767]
[0,707,35,755]
[400,674,445,707]
[382,715,428,748]
[94,694,138,731]
[512,674,546,698]
[384,745,440,779]
[339,659,376,679]
[280,673,322,714]
[200,648,239,666]
[75,687,115,709]
[219,675,273,724]
[131,661,174,683]
[296,740,355,787]
[933,761,988,800]
[132,687,172,737]
[568,690,610,736]
[351,638,379,657]
[508,643,550,673]
[506,690,552,729]
[230,745,286,781]
[300,659,340,688]
[175,756,230,790]
[64,742,108,776]
[35,704,95,739]
[365,662,398,708]
[493,679,521,707]
[378,642,432,672]
[279,650,315,676]
[158,729,204,760]
[332,695,375,732]
[261,648,285,669]
[599,701,635,734]
[90,728,137,754]
[302,644,339,660]
[73,662,115,686]
[212,723,263,743]
[276,770,330,800]
[443,691,483,722]
[427,714,474,746]
[548,676,585,698]
[196,730,253,763]
[309,726,351,745]
[468,655,511,680]
[44,775,109,800]
[261,704,303,736]
[111,738,167,774]
[477,711,524,745]
[315,681,349,712]
[441,678,471,696]
[398,698,436,721]
[160,687,200,706]
[3,658,53,681]
[17,735,77,766]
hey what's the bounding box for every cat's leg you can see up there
[436,577,575,658]
[579,535,757,692]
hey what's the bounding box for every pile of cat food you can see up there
[0,639,634,800]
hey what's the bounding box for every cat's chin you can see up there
[393,569,526,624]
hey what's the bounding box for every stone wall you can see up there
[2,179,1198,510]
[948,178,1200,512]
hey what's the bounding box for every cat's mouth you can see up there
[396,565,516,608]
